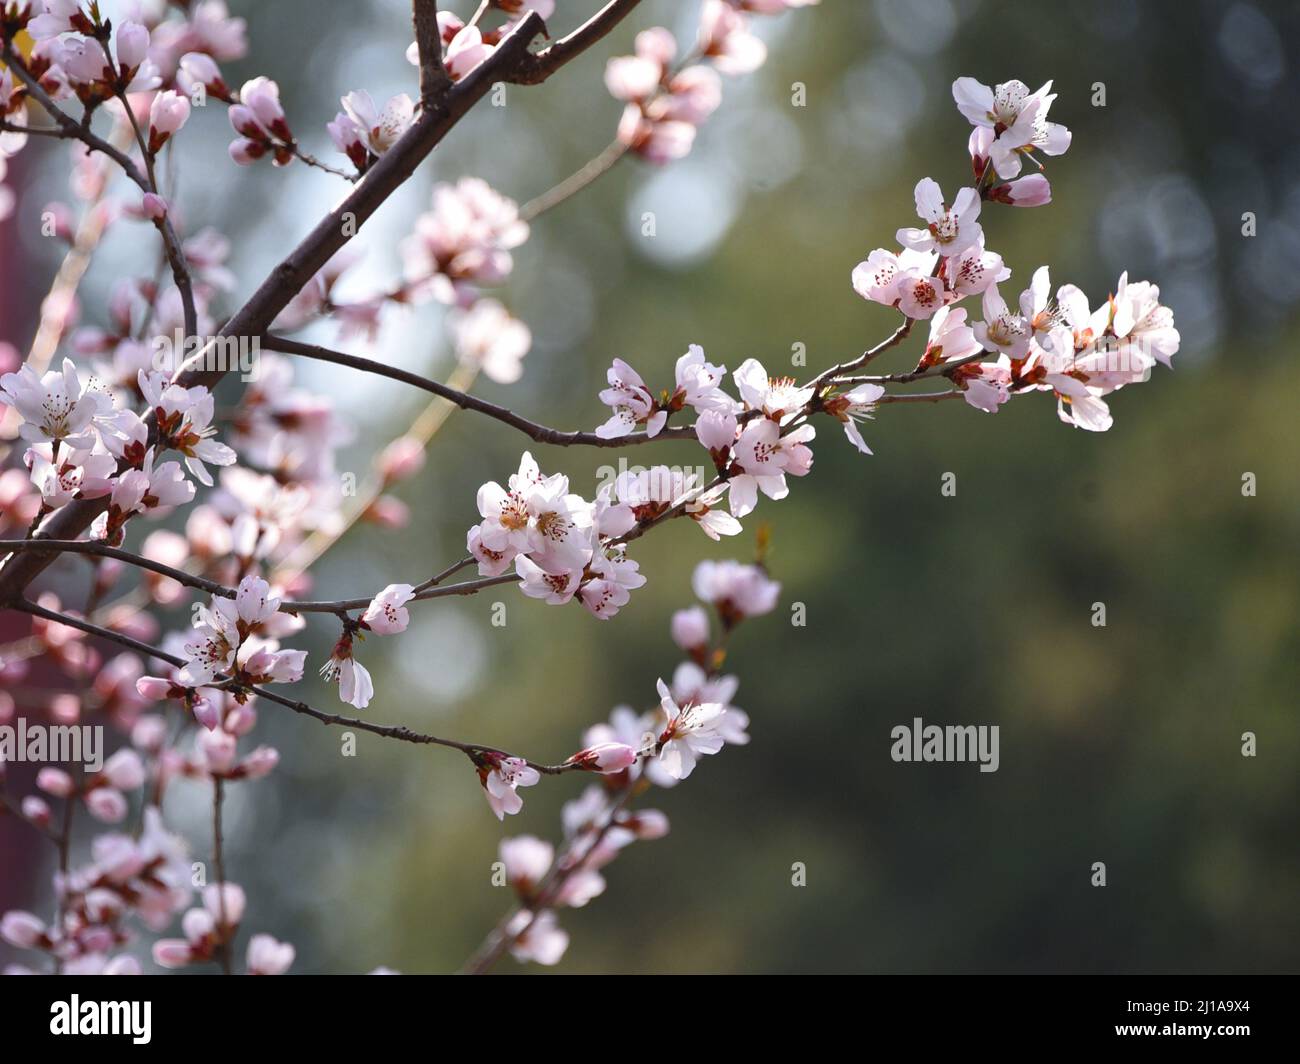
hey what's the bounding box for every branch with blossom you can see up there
[0,0,1179,975]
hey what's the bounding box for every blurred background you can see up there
[2,0,1299,973]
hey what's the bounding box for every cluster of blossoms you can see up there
[606,0,819,164]
[851,77,1179,429]
[0,360,241,545]
[0,0,1180,977]
[488,556,772,964]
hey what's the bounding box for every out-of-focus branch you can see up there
[1,40,198,338]
[520,137,628,222]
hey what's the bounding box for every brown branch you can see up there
[6,597,585,776]
[0,540,504,615]
[508,0,643,85]
[809,315,914,392]
[260,334,697,448]
[412,0,453,105]
[0,11,560,604]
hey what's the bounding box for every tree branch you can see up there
[0,11,558,603]
[508,0,643,85]
[260,334,697,448]
[8,597,589,775]
[412,0,452,105]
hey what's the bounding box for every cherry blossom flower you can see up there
[605,28,675,102]
[478,754,540,820]
[729,418,815,517]
[515,554,581,605]
[500,835,553,896]
[177,52,232,102]
[989,173,1052,207]
[692,559,780,625]
[94,449,194,544]
[25,441,116,508]
[972,285,1032,361]
[29,0,91,41]
[733,358,814,424]
[700,0,767,75]
[180,576,282,685]
[228,76,294,166]
[1111,273,1180,368]
[578,545,646,620]
[246,933,295,975]
[401,178,529,305]
[152,884,245,969]
[148,91,190,152]
[138,371,236,487]
[505,909,568,965]
[444,24,493,80]
[1,357,110,448]
[947,239,1009,299]
[320,634,373,710]
[339,90,415,156]
[361,583,415,635]
[823,382,886,454]
[671,605,711,655]
[595,358,656,438]
[953,78,1071,180]
[448,299,530,384]
[897,178,983,259]
[653,678,728,780]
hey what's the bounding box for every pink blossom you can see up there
[361,583,415,635]
[479,755,540,820]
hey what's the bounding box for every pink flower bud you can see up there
[670,605,710,651]
[131,714,167,753]
[240,745,279,779]
[49,692,80,724]
[178,52,228,98]
[567,742,638,773]
[0,910,46,949]
[148,90,190,151]
[365,494,409,528]
[141,192,167,220]
[115,21,150,72]
[203,882,246,927]
[103,748,146,790]
[21,795,51,827]
[199,728,237,774]
[623,808,670,840]
[239,76,290,140]
[191,696,221,732]
[36,767,74,797]
[135,676,176,700]
[247,933,295,975]
[991,173,1052,207]
[151,939,194,968]
[228,137,264,165]
[378,435,426,482]
[85,787,128,824]
[223,702,257,737]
